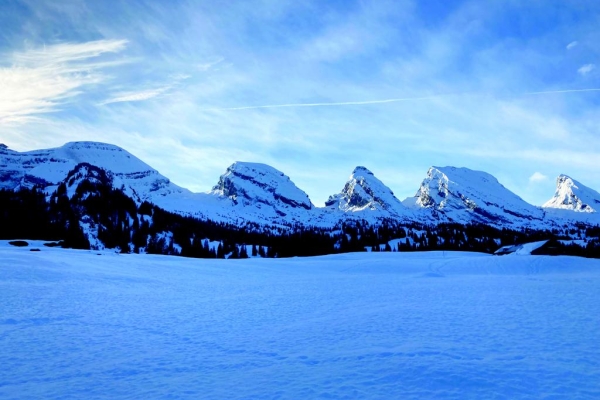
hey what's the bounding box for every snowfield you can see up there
[1,244,600,399]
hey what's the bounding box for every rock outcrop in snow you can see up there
[63,163,114,200]
[206,162,322,225]
[403,166,545,227]
[325,166,412,222]
[211,162,313,211]
[543,175,600,213]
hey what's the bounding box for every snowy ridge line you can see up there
[1,141,600,230]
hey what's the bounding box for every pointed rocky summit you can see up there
[543,175,600,213]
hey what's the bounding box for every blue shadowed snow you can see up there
[1,243,600,399]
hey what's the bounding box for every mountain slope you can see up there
[403,166,545,226]
[543,175,600,213]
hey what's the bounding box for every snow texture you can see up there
[1,242,599,399]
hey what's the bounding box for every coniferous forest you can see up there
[2,163,600,259]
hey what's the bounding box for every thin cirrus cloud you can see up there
[578,64,596,76]
[99,75,190,106]
[566,41,578,50]
[0,39,127,124]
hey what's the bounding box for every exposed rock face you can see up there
[326,166,405,212]
[63,163,114,199]
[543,175,600,213]
[404,166,545,226]
[211,162,313,211]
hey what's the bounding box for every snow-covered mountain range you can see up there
[2,141,599,229]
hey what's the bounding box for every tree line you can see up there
[2,163,599,259]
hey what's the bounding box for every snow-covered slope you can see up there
[3,245,600,398]
[543,175,600,213]
[325,166,416,222]
[403,166,546,227]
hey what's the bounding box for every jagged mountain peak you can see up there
[405,165,545,226]
[211,161,313,210]
[543,174,600,213]
[326,166,406,217]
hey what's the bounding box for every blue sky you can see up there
[1,0,599,206]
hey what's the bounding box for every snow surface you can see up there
[1,242,600,399]
[494,241,549,256]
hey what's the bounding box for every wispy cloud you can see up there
[99,87,172,105]
[529,172,548,183]
[12,40,127,66]
[99,74,190,105]
[197,57,224,72]
[3,0,600,207]
[0,39,127,124]
[578,64,596,76]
